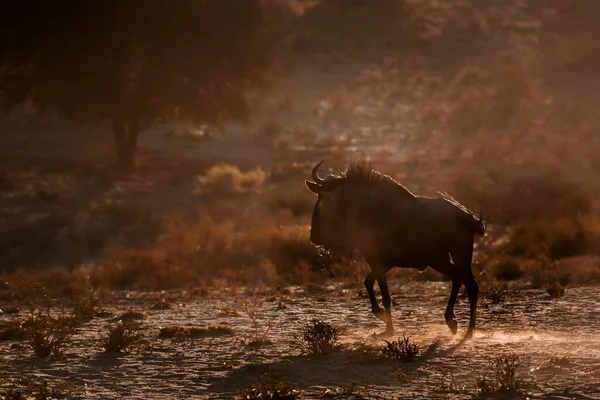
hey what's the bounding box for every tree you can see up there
[0,0,283,169]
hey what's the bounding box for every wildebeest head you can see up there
[304,161,347,251]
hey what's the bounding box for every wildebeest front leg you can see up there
[376,274,394,334]
[445,278,461,335]
[463,270,479,339]
[364,272,382,315]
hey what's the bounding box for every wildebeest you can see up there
[304,160,486,339]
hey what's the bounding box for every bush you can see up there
[237,372,301,400]
[381,335,420,362]
[194,164,267,194]
[23,314,72,358]
[476,353,527,395]
[101,322,141,353]
[298,318,342,355]
[493,257,523,281]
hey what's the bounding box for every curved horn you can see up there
[312,160,325,184]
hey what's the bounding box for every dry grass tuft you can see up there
[23,313,73,358]
[0,378,79,400]
[236,372,301,400]
[112,308,145,322]
[298,318,343,355]
[101,321,142,353]
[194,163,267,194]
[381,335,420,362]
[492,257,524,282]
[546,284,566,298]
[476,353,529,396]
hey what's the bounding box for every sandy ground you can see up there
[1,282,599,399]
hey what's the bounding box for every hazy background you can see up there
[1,0,599,290]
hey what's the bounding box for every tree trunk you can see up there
[112,117,139,170]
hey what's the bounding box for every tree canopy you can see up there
[0,0,283,167]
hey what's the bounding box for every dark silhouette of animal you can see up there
[304,160,486,339]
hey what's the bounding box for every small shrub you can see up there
[477,353,527,395]
[381,335,420,362]
[151,298,172,310]
[298,318,342,355]
[102,322,141,353]
[23,315,72,358]
[194,164,267,194]
[484,287,508,304]
[236,372,301,400]
[546,284,566,298]
[71,295,110,322]
[243,298,274,347]
[0,378,78,400]
[113,308,145,322]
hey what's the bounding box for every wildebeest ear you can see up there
[305,180,320,194]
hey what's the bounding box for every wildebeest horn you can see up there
[312,160,325,184]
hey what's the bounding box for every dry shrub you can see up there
[503,216,600,261]
[476,353,528,396]
[298,318,342,355]
[381,335,420,362]
[1,266,86,302]
[0,378,79,400]
[70,294,110,323]
[23,313,73,358]
[243,297,274,347]
[483,286,508,304]
[101,322,141,353]
[194,163,267,194]
[492,257,523,282]
[113,308,145,322]
[237,372,301,400]
[546,284,565,298]
[266,188,314,218]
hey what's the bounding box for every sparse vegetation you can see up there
[194,164,268,194]
[298,318,342,355]
[243,297,274,347]
[483,286,508,304]
[101,322,142,353]
[1,1,600,398]
[0,378,78,400]
[113,309,146,322]
[236,372,301,400]
[22,314,72,358]
[546,284,566,298]
[381,335,420,362]
[476,354,528,396]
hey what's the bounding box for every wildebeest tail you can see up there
[438,191,487,236]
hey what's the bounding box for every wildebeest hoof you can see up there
[464,328,475,340]
[372,328,394,339]
[446,319,458,335]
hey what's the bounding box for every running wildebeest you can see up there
[304,160,486,339]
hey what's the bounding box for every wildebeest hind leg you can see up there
[445,278,461,334]
[432,260,461,335]
[452,245,479,340]
[376,274,394,334]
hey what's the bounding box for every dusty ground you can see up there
[1,282,599,399]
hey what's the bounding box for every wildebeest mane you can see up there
[336,160,416,198]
